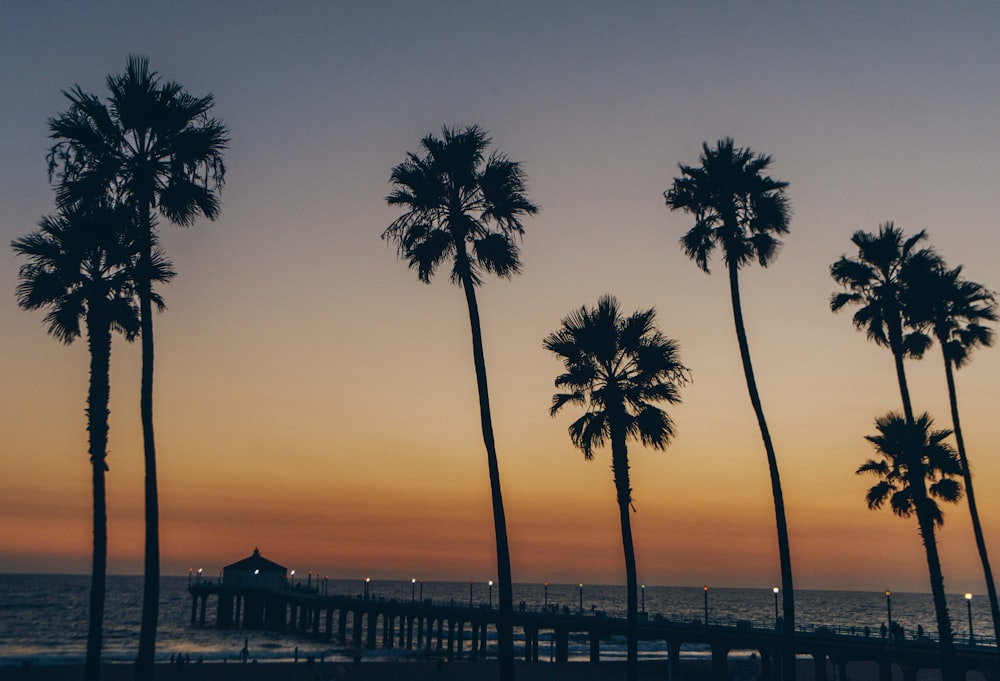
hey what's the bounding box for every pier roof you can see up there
[224,548,285,573]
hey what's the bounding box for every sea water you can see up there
[0,574,990,666]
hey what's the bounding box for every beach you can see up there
[2,660,705,681]
[0,658,937,681]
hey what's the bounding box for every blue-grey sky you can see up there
[2,2,999,593]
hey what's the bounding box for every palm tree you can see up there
[544,295,688,681]
[12,203,172,681]
[382,124,537,680]
[47,55,228,679]
[664,137,796,680]
[857,412,962,679]
[907,263,1000,650]
[829,223,940,422]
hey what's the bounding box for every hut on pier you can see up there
[223,548,286,590]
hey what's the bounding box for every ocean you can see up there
[0,574,990,666]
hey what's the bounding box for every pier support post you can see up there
[668,640,681,681]
[199,595,207,625]
[711,646,728,681]
[338,609,347,643]
[589,631,600,662]
[366,613,378,648]
[218,592,233,629]
[352,610,363,647]
[814,652,828,681]
[555,628,569,663]
[877,657,892,681]
[325,609,333,639]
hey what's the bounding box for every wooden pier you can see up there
[188,582,997,681]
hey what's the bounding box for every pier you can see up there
[188,582,997,681]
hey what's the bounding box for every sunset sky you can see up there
[2,2,999,595]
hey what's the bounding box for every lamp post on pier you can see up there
[966,593,975,644]
[419,579,424,602]
[290,570,295,588]
[885,590,892,635]
[489,580,494,608]
[703,585,709,627]
[773,587,779,623]
[364,576,371,599]
[578,583,584,614]
[188,568,192,587]
[197,568,203,584]
[641,584,645,613]
[469,580,474,607]
[411,578,416,602]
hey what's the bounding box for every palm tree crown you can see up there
[544,295,689,468]
[13,204,171,337]
[47,55,228,224]
[382,124,537,285]
[858,412,963,523]
[830,223,941,357]
[906,264,996,368]
[664,137,790,273]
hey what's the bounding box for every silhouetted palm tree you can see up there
[12,204,172,681]
[829,223,940,422]
[544,295,688,681]
[857,412,961,679]
[383,125,537,681]
[47,55,228,680]
[907,263,1000,650]
[664,137,796,680]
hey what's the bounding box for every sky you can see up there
[2,1,1000,595]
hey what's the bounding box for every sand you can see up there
[0,659,716,681]
[0,658,907,681]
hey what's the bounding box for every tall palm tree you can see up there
[664,137,796,680]
[829,223,940,422]
[907,263,1000,650]
[12,204,172,681]
[47,55,228,679]
[544,295,688,681]
[857,412,962,679]
[383,124,537,681]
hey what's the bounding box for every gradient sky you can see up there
[2,2,999,594]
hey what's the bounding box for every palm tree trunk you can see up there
[727,262,795,681]
[85,313,112,681]
[889,323,915,424]
[941,351,1000,657]
[135,203,159,681]
[611,423,639,681]
[916,506,959,680]
[459,274,515,681]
